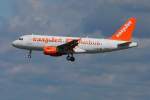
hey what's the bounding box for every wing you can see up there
[57,39,80,54]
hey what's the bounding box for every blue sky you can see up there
[0,0,150,100]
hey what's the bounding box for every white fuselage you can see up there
[12,35,138,54]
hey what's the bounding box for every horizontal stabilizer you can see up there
[118,42,138,48]
[118,42,131,48]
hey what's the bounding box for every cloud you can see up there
[78,74,114,86]
[7,63,48,76]
[109,0,150,12]
[0,0,149,38]
[42,85,62,94]
[8,0,87,34]
[0,39,12,54]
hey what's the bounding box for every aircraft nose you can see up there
[12,40,18,47]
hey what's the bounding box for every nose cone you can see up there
[12,40,18,47]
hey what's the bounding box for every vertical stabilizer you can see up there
[110,17,136,41]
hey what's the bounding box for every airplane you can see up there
[12,17,138,62]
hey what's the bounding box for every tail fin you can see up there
[110,17,136,41]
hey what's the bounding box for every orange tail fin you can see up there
[110,17,136,41]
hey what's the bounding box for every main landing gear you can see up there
[66,53,75,62]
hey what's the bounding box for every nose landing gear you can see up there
[27,50,32,58]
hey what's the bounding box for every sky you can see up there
[0,0,150,100]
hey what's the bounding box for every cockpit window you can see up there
[19,37,23,40]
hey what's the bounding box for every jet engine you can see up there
[43,46,62,56]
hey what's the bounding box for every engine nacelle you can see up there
[43,46,62,57]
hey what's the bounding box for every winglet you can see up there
[110,17,136,41]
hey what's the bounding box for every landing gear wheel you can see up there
[66,55,75,62]
[70,57,75,62]
[28,55,31,58]
[66,56,70,61]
